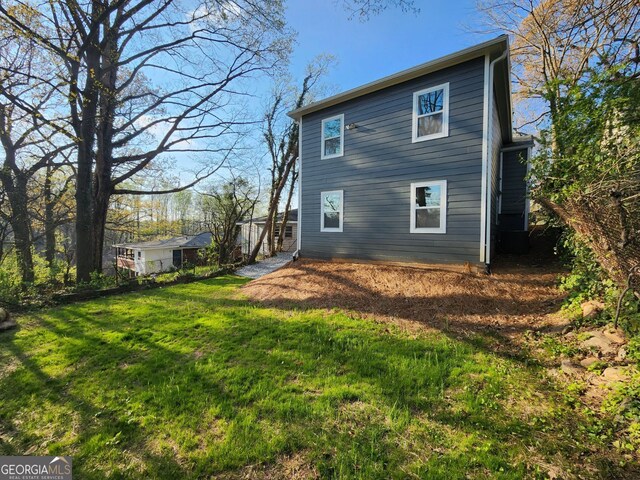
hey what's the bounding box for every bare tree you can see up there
[341,0,419,20]
[247,80,306,263]
[0,15,70,284]
[30,160,75,275]
[476,0,639,134]
[247,60,331,264]
[200,177,258,266]
[0,0,291,282]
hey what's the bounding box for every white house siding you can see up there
[280,225,298,252]
[141,248,176,274]
[119,248,177,275]
[135,249,145,274]
[238,223,298,255]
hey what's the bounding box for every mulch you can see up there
[240,256,568,340]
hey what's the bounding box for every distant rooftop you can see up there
[239,209,298,225]
[113,232,212,250]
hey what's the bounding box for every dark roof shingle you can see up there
[114,232,212,250]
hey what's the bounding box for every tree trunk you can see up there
[73,2,103,283]
[0,221,6,263]
[218,229,231,267]
[6,182,34,284]
[247,158,296,264]
[10,176,34,284]
[11,181,34,284]
[0,105,34,284]
[74,57,100,282]
[75,171,94,282]
[43,163,56,272]
[268,208,278,256]
[92,126,114,275]
[91,189,110,275]
[88,9,119,277]
[277,167,297,252]
[0,152,34,284]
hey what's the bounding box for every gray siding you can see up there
[499,148,529,230]
[489,90,503,259]
[299,56,487,264]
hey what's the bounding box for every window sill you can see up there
[412,131,449,143]
[410,228,446,234]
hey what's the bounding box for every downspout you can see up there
[483,49,508,272]
[524,145,532,231]
[498,151,504,217]
[293,118,302,261]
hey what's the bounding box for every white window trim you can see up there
[320,190,344,232]
[410,180,447,234]
[412,83,449,143]
[321,114,344,159]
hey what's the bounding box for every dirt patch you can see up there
[241,257,566,340]
[217,451,318,480]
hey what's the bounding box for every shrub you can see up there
[0,260,21,306]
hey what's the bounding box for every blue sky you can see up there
[285,0,491,94]
[182,0,498,189]
[222,0,496,206]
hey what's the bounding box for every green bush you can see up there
[555,230,640,333]
[557,232,610,320]
[0,249,78,306]
[88,271,117,290]
[627,337,640,363]
[0,258,21,306]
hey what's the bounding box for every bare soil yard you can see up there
[241,256,567,341]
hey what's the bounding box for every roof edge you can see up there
[288,35,509,120]
[502,134,534,149]
[112,232,212,250]
[112,244,205,250]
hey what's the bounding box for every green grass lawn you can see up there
[0,276,628,479]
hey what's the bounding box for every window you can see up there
[321,190,343,232]
[412,83,449,142]
[410,180,447,233]
[274,225,293,238]
[137,251,141,259]
[321,114,344,159]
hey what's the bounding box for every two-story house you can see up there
[288,35,531,270]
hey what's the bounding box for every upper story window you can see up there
[412,83,449,142]
[321,190,343,232]
[410,180,447,233]
[321,114,344,159]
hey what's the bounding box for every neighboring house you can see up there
[288,35,531,269]
[237,209,298,256]
[114,232,212,276]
